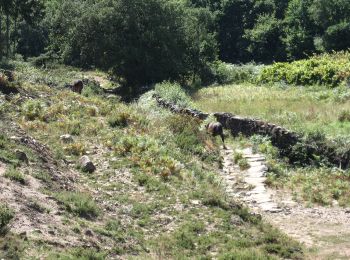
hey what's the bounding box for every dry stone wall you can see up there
[153,94,349,168]
[214,112,299,153]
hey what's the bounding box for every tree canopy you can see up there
[1,0,350,89]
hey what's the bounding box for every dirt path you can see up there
[221,146,350,259]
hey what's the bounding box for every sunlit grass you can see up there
[193,84,350,137]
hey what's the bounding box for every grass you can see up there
[249,135,350,206]
[0,204,14,234]
[4,167,26,185]
[54,192,100,219]
[194,84,350,138]
[0,61,304,258]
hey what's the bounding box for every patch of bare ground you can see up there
[221,145,350,260]
[0,121,119,254]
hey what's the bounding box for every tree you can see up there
[283,0,315,59]
[244,14,285,62]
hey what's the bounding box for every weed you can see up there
[27,200,50,214]
[22,100,45,121]
[108,112,130,128]
[0,204,14,234]
[233,152,250,170]
[33,170,52,183]
[54,192,100,219]
[64,143,86,156]
[4,167,26,185]
[238,159,250,170]
[233,152,243,164]
[338,110,350,122]
[154,81,193,108]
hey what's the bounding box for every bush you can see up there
[22,100,45,121]
[54,192,100,219]
[82,80,105,97]
[0,75,18,95]
[0,204,14,234]
[258,51,350,87]
[211,61,262,85]
[154,82,193,108]
[64,143,86,156]
[338,110,350,122]
[108,112,130,128]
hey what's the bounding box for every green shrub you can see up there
[108,112,130,128]
[233,152,243,164]
[82,80,105,97]
[154,81,193,108]
[258,51,350,87]
[0,204,14,234]
[211,61,262,85]
[238,158,250,170]
[4,167,26,185]
[54,192,100,219]
[338,110,350,122]
[22,100,45,121]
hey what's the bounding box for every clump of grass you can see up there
[238,159,250,170]
[108,112,130,128]
[33,170,52,183]
[64,142,86,156]
[234,152,250,170]
[0,204,14,234]
[4,167,26,185]
[154,81,193,108]
[0,135,19,165]
[22,100,45,121]
[338,110,350,122]
[54,192,100,219]
[27,200,50,214]
[48,247,106,260]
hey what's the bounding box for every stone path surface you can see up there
[221,145,350,259]
[221,146,282,213]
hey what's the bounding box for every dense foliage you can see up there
[1,0,350,90]
[258,52,350,87]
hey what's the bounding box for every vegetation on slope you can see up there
[0,62,303,258]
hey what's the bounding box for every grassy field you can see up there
[194,84,350,138]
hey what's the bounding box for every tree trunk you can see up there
[6,13,9,57]
[13,17,17,57]
[0,14,2,60]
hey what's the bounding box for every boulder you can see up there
[15,150,28,164]
[60,134,74,144]
[79,156,96,173]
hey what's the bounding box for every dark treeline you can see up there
[1,0,350,89]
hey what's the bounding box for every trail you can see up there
[221,145,350,259]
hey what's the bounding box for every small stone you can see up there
[230,215,244,226]
[60,134,74,144]
[190,200,200,205]
[79,155,96,173]
[15,150,28,163]
[85,229,94,236]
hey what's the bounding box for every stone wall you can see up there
[153,94,209,120]
[153,94,349,168]
[214,112,300,153]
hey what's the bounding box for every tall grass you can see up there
[194,84,350,138]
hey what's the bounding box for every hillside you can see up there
[0,63,303,259]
